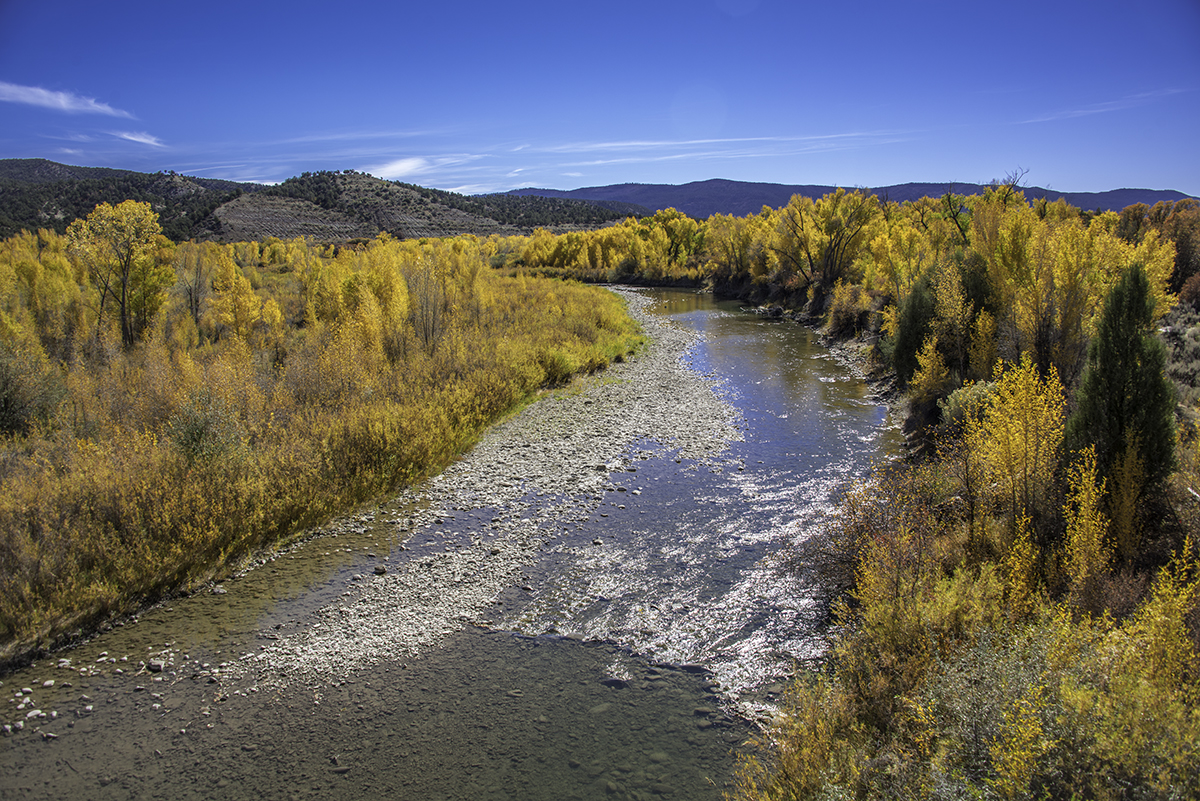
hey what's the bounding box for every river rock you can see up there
[217,289,743,699]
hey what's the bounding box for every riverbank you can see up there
[0,263,643,671]
[220,288,741,692]
[2,287,901,800]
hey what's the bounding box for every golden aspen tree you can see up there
[968,309,998,381]
[704,212,768,283]
[770,193,820,285]
[966,355,1065,531]
[866,217,936,305]
[910,334,952,405]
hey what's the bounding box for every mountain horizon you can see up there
[506,177,1197,218]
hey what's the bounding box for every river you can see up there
[0,288,898,800]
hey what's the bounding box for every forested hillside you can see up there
[509,178,1196,219]
[254,170,625,239]
[0,161,627,243]
[0,159,252,241]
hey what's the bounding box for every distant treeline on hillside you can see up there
[507,178,1197,218]
[0,161,627,242]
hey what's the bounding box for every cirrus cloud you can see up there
[0,80,133,117]
[111,131,166,148]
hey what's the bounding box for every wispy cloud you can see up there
[365,154,483,180]
[0,81,133,117]
[111,131,166,147]
[1019,89,1186,124]
[540,132,895,154]
[551,132,907,169]
[274,128,442,146]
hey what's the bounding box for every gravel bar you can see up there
[227,288,741,691]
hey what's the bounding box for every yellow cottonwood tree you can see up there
[67,200,173,348]
[1064,446,1111,597]
[966,355,1065,531]
[206,246,261,340]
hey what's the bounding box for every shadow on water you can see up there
[1,288,897,800]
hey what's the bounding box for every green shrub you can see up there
[166,388,244,465]
[892,272,936,386]
[0,339,64,436]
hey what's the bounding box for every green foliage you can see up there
[0,337,64,436]
[1067,262,1177,496]
[937,380,994,436]
[892,272,937,386]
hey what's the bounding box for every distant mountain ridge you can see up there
[3,160,1194,243]
[507,178,1197,218]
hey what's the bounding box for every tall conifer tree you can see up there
[1065,262,1176,491]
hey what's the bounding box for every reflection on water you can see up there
[0,288,897,799]
[504,291,899,709]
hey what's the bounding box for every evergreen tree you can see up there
[1065,262,1176,492]
[892,271,937,385]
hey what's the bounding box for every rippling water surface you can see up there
[1,289,898,800]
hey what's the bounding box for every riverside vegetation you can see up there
[507,184,1200,798]
[0,201,642,663]
[5,182,1200,797]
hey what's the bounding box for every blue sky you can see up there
[1,0,1198,196]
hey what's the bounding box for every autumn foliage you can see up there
[0,208,642,661]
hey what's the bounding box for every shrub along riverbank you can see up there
[503,184,1200,797]
[0,209,642,665]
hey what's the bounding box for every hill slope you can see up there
[0,161,626,242]
[0,159,254,241]
[509,178,1197,217]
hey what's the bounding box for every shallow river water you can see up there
[1,289,898,800]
